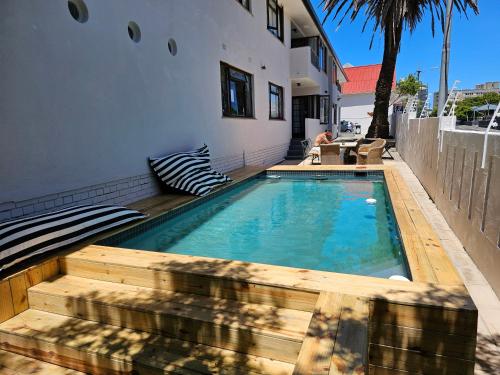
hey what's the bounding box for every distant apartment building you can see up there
[0,0,346,221]
[340,64,395,136]
[433,81,500,110]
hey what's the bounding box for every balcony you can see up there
[290,46,327,90]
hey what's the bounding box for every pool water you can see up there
[115,175,410,279]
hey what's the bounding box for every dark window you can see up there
[318,39,327,72]
[320,96,330,124]
[267,0,284,41]
[236,0,250,11]
[269,82,284,119]
[220,62,253,118]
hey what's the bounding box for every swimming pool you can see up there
[102,172,410,279]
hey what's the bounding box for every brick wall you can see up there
[0,143,288,222]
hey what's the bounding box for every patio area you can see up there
[0,161,482,374]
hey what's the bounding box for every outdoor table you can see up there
[332,139,360,163]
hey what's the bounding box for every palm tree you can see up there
[321,0,478,138]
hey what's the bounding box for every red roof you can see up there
[341,64,396,95]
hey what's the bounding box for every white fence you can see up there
[397,116,500,297]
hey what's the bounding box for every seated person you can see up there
[309,130,333,156]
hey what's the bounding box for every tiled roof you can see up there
[341,64,396,95]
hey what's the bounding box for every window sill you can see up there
[269,117,286,121]
[222,115,257,120]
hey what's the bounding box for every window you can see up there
[318,39,327,72]
[267,0,284,41]
[67,0,88,23]
[269,83,284,119]
[235,0,250,11]
[320,96,330,124]
[220,62,253,118]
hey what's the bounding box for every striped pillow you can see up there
[0,205,145,272]
[150,144,231,196]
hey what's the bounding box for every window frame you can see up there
[319,95,330,124]
[235,0,251,12]
[268,82,284,120]
[220,62,254,119]
[267,0,284,42]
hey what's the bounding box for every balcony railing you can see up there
[291,37,320,70]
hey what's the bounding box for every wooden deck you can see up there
[0,165,477,374]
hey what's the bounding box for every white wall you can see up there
[305,118,326,141]
[341,93,394,135]
[0,0,294,203]
[340,93,375,135]
[397,117,500,298]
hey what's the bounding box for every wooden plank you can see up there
[384,170,437,283]
[369,300,477,337]
[0,280,14,323]
[389,170,463,286]
[369,365,410,375]
[0,309,294,375]
[268,165,388,171]
[28,275,309,363]
[29,275,311,337]
[60,255,318,312]
[25,265,44,288]
[0,349,85,374]
[329,295,369,375]
[8,274,29,314]
[293,292,343,374]
[41,258,59,280]
[368,323,476,360]
[369,344,475,375]
[61,245,475,312]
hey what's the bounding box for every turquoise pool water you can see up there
[114,175,410,279]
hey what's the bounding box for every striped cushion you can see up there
[150,144,231,196]
[0,205,145,272]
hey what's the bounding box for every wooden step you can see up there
[292,292,369,375]
[0,309,295,375]
[60,246,320,312]
[0,349,85,375]
[27,275,312,363]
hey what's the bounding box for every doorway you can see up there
[292,96,306,139]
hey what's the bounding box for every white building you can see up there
[340,64,395,136]
[0,0,346,221]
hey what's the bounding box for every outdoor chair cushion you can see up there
[150,144,231,196]
[0,205,145,272]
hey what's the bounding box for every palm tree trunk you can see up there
[366,16,403,139]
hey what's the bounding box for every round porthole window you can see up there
[68,0,88,23]
[127,21,141,43]
[167,38,177,56]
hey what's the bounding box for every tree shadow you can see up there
[369,283,480,374]
[11,257,317,374]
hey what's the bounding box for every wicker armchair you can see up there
[320,143,342,165]
[356,138,386,165]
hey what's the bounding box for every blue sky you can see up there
[312,0,499,97]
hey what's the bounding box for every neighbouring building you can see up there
[0,0,346,221]
[433,81,500,110]
[340,64,395,136]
